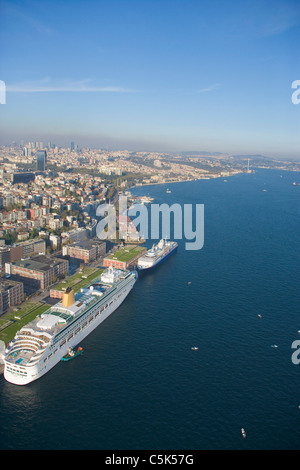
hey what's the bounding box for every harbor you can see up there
[0,170,300,449]
[0,237,179,384]
[3,267,137,385]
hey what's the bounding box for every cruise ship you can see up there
[3,267,137,385]
[137,239,178,270]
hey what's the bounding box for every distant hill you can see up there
[179,151,224,157]
[232,154,275,161]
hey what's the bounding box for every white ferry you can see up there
[137,239,178,270]
[3,267,137,385]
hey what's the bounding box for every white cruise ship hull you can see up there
[137,241,178,270]
[4,270,137,385]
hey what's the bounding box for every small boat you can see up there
[191,347,198,350]
[271,344,278,348]
[61,347,83,361]
[258,314,262,318]
[293,182,296,186]
[188,281,192,285]
[241,428,246,438]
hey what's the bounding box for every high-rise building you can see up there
[36,150,47,171]
[10,171,35,184]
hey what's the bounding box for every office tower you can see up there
[11,172,35,184]
[36,150,47,171]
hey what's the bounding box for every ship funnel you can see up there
[62,287,75,307]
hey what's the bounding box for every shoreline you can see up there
[129,166,300,192]
[129,170,245,191]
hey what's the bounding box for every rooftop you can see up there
[105,245,146,263]
[13,255,67,272]
[69,239,106,250]
[0,278,23,292]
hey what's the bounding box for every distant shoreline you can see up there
[129,166,300,192]
[130,170,245,191]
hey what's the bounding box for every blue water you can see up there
[0,169,299,450]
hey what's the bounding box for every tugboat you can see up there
[61,347,83,361]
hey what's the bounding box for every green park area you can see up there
[105,245,146,263]
[52,266,102,293]
[0,302,50,344]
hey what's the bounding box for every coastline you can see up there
[129,166,300,192]
[1,167,300,449]
[129,170,245,191]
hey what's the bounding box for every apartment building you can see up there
[0,278,24,316]
[0,238,46,270]
[8,255,69,289]
[62,239,106,263]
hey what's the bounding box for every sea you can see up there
[0,168,299,452]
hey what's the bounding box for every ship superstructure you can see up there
[137,239,178,270]
[3,267,137,385]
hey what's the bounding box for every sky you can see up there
[0,0,300,158]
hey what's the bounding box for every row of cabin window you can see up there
[57,298,117,349]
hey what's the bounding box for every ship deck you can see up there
[4,269,132,368]
[143,244,176,261]
[6,348,33,365]
[4,289,106,367]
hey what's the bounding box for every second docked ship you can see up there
[137,239,178,270]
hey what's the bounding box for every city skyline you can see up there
[0,0,300,158]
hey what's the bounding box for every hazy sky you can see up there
[0,0,300,157]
